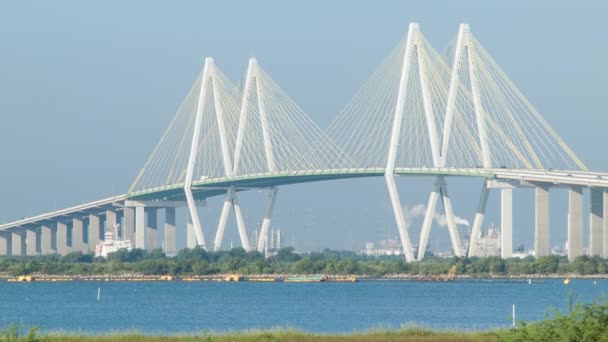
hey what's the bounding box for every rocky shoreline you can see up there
[2,272,607,282]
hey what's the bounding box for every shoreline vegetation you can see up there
[2,247,608,281]
[3,296,608,341]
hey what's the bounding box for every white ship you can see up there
[95,224,133,257]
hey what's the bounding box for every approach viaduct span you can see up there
[1,23,607,262]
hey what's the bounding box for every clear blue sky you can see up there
[1,1,607,252]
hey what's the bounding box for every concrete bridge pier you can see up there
[26,228,37,256]
[165,207,176,256]
[123,207,135,242]
[56,222,69,256]
[146,208,157,250]
[41,225,55,254]
[72,218,86,252]
[88,214,101,251]
[187,209,196,249]
[135,206,146,249]
[534,185,550,257]
[11,230,25,256]
[0,233,9,255]
[568,185,583,261]
[501,188,513,258]
[105,210,117,236]
[589,188,603,256]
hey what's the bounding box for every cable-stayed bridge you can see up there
[1,23,607,262]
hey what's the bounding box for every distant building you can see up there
[360,238,404,256]
[473,225,501,257]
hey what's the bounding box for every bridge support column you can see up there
[467,181,490,258]
[568,185,583,261]
[534,185,550,257]
[215,189,234,251]
[501,188,513,258]
[187,209,196,249]
[72,218,86,252]
[589,188,603,256]
[41,225,55,254]
[385,175,415,262]
[146,208,157,250]
[215,188,253,252]
[88,214,101,251]
[439,181,464,257]
[135,206,146,249]
[11,231,25,256]
[257,188,278,253]
[418,180,441,260]
[26,228,37,256]
[124,207,135,242]
[105,210,117,237]
[0,233,8,255]
[56,222,69,256]
[164,207,176,256]
[417,178,464,259]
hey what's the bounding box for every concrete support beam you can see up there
[105,210,117,236]
[11,231,25,256]
[72,218,86,252]
[534,185,550,257]
[187,210,196,249]
[568,186,583,261]
[41,225,54,255]
[26,228,37,256]
[164,207,176,256]
[56,222,69,256]
[146,208,157,250]
[590,188,603,256]
[0,234,8,255]
[88,214,101,251]
[124,207,135,242]
[501,188,513,258]
[467,181,490,258]
[135,206,146,249]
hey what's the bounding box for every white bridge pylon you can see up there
[326,22,586,262]
[384,23,465,261]
[129,22,587,260]
[214,59,277,252]
[181,57,346,251]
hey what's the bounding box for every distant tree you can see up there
[145,248,166,260]
[534,255,559,274]
[277,247,301,263]
[192,260,210,275]
[488,256,506,274]
[572,256,597,275]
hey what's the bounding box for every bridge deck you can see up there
[2,167,608,232]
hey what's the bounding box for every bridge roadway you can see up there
[2,167,607,233]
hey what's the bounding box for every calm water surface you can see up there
[0,279,606,333]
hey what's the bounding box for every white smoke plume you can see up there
[403,203,470,227]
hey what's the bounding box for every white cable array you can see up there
[130,24,586,196]
[233,62,350,175]
[441,30,587,171]
[326,26,586,172]
[129,62,243,193]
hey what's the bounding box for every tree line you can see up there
[1,247,608,277]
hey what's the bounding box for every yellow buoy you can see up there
[564,278,570,285]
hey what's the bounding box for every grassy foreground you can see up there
[4,328,497,342]
[4,296,608,341]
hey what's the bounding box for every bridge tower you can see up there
[214,58,279,252]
